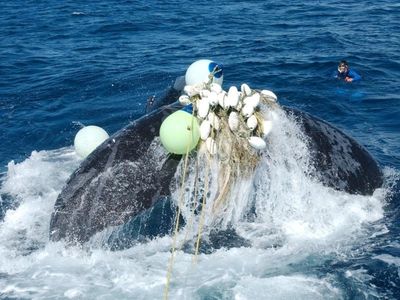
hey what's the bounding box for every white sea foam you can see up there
[0,108,393,299]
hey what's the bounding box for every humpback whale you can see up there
[49,86,383,245]
[284,107,382,195]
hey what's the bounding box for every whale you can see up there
[284,107,382,195]
[49,86,383,245]
[49,86,184,244]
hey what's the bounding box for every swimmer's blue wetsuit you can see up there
[334,69,362,82]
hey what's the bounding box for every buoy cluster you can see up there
[72,59,278,160]
[162,61,279,298]
[178,81,276,156]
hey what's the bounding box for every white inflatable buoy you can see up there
[200,120,211,141]
[248,136,267,150]
[246,115,258,130]
[185,59,224,86]
[179,95,191,105]
[208,91,219,106]
[241,103,254,118]
[227,86,239,108]
[243,93,260,108]
[74,125,109,158]
[261,89,278,102]
[197,98,210,119]
[228,111,239,131]
[241,83,252,96]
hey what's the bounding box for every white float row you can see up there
[73,59,277,159]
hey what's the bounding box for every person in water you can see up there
[334,60,361,82]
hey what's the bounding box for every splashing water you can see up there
[0,106,393,299]
[173,105,384,247]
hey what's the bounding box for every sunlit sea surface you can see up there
[1,1,399,299]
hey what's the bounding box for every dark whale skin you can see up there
[49,103,383,244]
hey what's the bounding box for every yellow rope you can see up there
[163,79,274,299]
[163,149,190,300]
[164,108,198,300]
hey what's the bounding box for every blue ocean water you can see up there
[1,0,399,299]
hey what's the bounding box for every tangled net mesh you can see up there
[164,71,278,299]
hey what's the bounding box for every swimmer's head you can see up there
[338,60,349,74]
